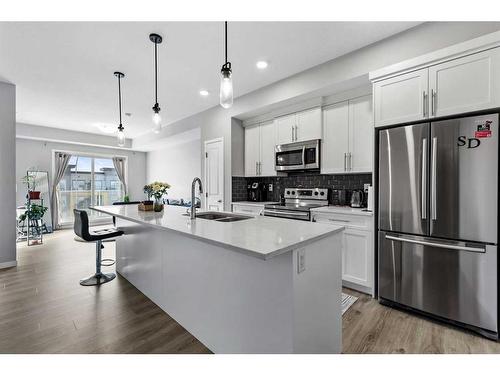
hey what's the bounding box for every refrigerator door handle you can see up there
[421,138,428,220]
[385,234,486,253]
[431,136,438,221]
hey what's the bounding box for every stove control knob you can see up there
[286,191,290,195]
[320,191,325,196]
[314,191,319,195]
[291,191,295,195]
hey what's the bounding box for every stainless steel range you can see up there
[264,188,328,221]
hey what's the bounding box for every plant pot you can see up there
[29,191,41,200]
[153,203,164,212]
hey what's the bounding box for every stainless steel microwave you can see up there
[275,140,320,171]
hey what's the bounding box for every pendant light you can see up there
[220,21,233,109]
[150,33,163,134]
[114,71,126,147]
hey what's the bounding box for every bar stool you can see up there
[73,209,124,286]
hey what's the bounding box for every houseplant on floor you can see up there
[144,182,171,212]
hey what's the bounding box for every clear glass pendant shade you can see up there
[117,128,126,147]
[219,70,233,109]
[152,111,162,134]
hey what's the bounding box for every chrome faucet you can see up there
[190,177,203,219]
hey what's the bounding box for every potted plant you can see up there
[143,184,154,205]
[144,182,171,212]
[27,204,48,220]
[21,174,41,200]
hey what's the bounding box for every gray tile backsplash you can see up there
[232,172,372,203]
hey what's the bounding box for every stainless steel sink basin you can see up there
[194,212,252,222]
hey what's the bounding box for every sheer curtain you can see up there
[112,157,127,196]
[51,152,71,229]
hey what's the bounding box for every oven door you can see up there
[263,208,310,221]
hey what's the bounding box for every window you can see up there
[57,154,125,225]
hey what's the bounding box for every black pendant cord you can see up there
[225,21,228,64]
[118,74,123,127]
[154,39,158,106]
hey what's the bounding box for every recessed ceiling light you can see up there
[256,61,268,69]
[94,123,117,134]
[199,90,210,96]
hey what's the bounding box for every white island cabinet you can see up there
[92,205,344,354]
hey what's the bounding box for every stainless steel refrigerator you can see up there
[378,113,498,338]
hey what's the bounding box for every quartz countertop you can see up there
[231,201,279,206]
[92,205,344,260]
[310,206,374,216]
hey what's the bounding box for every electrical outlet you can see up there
[364,183,371,192]
[268,183,273,192]
[297,249,306,274]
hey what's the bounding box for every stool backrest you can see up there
[73,209,91,241]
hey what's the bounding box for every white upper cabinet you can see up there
[275,113,296,145]
[349,95,373,173]
[373,46,500,127]
[321,101,349,174]
[259,120,276,176]
[429,48,500,118]
[275,107,322,145]
[244,124,260,177]
[321,95,373,174]
[296,107,322,142]
[244,120,276,177]
[373,68,429,127]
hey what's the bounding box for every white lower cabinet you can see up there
[311,210,373,294]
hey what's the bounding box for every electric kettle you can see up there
[350,190,364,208]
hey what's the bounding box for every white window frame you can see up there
[52,149,129,228]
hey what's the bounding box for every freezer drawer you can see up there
[379,231,498,333]
[378,123,429,235]
[430,114,498,243]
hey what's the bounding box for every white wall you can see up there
[146,138,201,200]
[132,22,500,211]
[0,82,16,267]
[15,137,147,207]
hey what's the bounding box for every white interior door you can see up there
[204,138,224,211]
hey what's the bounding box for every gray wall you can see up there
[132,22,500,211]
[15,138,147,208]
[0,82,16,267]
[146,138,202,199]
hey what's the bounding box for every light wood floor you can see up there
[1,230,499,354]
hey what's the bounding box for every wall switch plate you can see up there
[297,249,306,274]
[268,184,273,192]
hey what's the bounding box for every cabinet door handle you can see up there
[344,153,347,171]
[348,152,352,171]
[422,91,427,117]
[295,125,298,141]
[291,126,295,142]
[255,161,258,175]
[431,89,436,116]
[258,162,261,175]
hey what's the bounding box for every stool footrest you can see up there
[101,258,115,267]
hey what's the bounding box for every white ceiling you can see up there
[0,22,420,138]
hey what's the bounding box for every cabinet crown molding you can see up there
[369,30,500,82]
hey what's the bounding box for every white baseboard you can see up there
[0,260,17,269]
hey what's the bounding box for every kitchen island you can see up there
[92,205,344,353]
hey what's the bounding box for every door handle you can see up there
[258,162,262,175]
[344,153,347,171]
[295,125,298,141]
[217,200,222,203]
[348,152,352,171]
[431,137,437,220]
[385,234,485,253]
[255,161,258,176]
[421,138,427,220]
[292,126,295,142]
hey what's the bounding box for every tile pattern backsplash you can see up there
[232,172,372,203]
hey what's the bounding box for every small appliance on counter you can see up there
[350,189,364,208]
[247,182,267,202]
[331,189,348,206]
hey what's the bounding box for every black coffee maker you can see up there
[247,182,267,202]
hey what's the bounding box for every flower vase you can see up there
[154,198,164,212]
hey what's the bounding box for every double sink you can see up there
[190,211,253,222]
